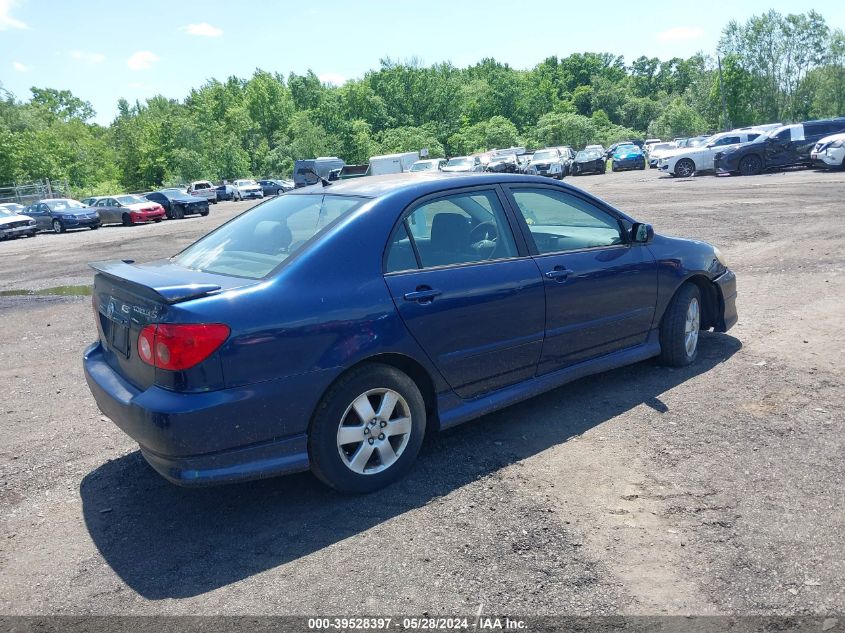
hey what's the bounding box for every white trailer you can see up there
[368,151,420,176]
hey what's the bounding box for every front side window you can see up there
[174,194,364,279]
[510,188,623,254]
[385,190,517,272]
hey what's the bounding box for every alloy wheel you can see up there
[52,219,62,234]
[684,297,700,357]
[336,388,412,475]
[676,159,695,178]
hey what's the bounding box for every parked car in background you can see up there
[571,149,607,175]
[810,132,845,170]
[0,203,37,239]
[611,145,645,171]
[22,199,100,233]
[83,195,167,226]
[528,148,566,179]
[516,153,533,173]
[645,142,677,168]
[441,156,483,173]
[555,146,576,176]
[215,184,235,201]
[643,138,662,153]
[659,130,763,177]
[0,202,26,215]
[605,141,636,160]
[83,172,737,493]
[232,179,264,201]
[715,118,845,176]
[585,144,605,154]
[409,158,447,173]
[258,179,293,196]
[187,181,218,204]
[145,189,209,219]
[485,154,519,173]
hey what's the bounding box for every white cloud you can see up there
[127,50,159,71]
[657,26,704,43]
[71,50,106,63]
[12,61,30,72]
[181,22,223,37]
[0,0,28,30]
[318,73,346,86]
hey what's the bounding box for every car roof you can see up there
[288,172,614,202]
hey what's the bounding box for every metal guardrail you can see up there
[0,179,69,205]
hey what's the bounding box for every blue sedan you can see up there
[612,145,646,171]
[83,173,737,493]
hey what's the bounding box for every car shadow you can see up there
[80,332,740,599]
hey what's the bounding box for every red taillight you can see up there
[137,324,230,371]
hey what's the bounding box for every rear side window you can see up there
[386,190,517,272]
[715,136,740,146]
[174,194,364,279]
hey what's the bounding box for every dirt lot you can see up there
[0,168,843,616]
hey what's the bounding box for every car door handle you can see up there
[403,288,442,303]
[545,268,574,281]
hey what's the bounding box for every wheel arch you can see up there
[668,274,720,330]
[313,353,440,433]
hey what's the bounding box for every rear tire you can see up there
[52,219,64,234]
[739,155,763,176]
[658,283,702,367]
[309,364,426,494]
[122,213,132,227]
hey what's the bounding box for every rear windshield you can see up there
[173,194,365,279]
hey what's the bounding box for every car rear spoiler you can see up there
[89,260,223,304]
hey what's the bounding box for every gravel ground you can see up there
[0,168,843,616]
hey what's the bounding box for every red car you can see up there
[83,195,167,226]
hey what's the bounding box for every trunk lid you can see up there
[90,259,257,390]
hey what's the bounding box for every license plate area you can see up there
[110,317,130,358]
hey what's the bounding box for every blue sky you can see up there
[2,0,843,125]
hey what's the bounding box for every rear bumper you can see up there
[83,342,322,486]
[714,269,738,332]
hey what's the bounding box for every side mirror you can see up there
[631,223,654,244]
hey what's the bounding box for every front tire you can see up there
[675,158,696,178]
[309,364,426,493]
[658,283,702,367]
[739,155,763,176]
[122,213,132,227]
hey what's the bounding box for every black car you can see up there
[485,154,519,173]
[571,149,607,175]
[258,179,293,196]
[715,117,845,176]
[22,198,101,233]
[145,189,210,219]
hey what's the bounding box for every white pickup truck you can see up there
[186,180,218,204]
